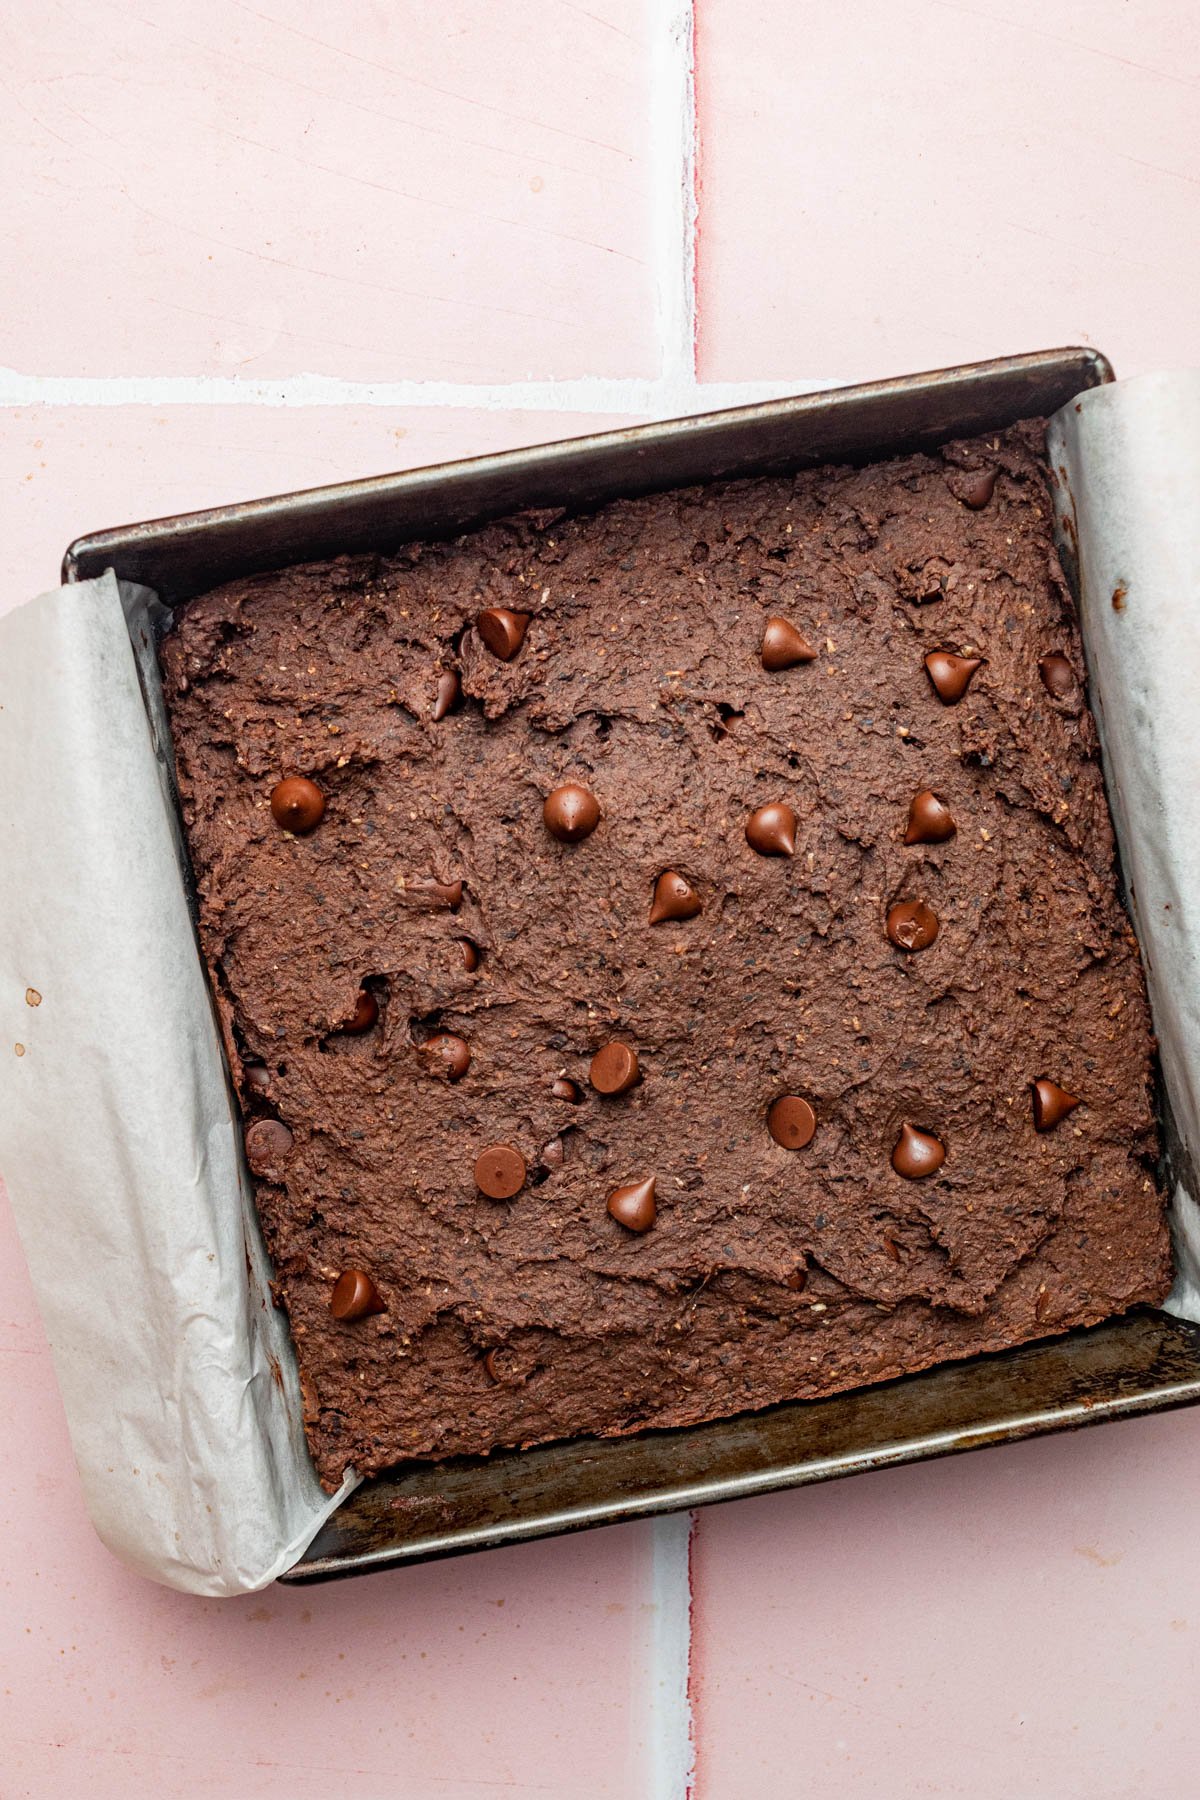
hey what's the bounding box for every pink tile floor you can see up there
[2,3,1199,1794]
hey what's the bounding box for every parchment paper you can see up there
[1,371,1198,1595]
[1048,370,1200,1325]
[0,574,353,1596]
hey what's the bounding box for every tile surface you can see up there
[691,1412,1200,1797]
[0,0,656,380]
[696,0,1200,382]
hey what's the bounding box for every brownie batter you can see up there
[159,420,1172,1490]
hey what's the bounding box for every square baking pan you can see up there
[63,349,1200,1582]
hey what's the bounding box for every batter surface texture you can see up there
[160,420,1171,1489]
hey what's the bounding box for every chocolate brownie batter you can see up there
[159,420,1172,1489]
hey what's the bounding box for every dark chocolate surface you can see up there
[159,420,1171,1489]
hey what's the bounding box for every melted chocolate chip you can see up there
[1032,1078,1081,1131]
[956,467,998,509]
[891,1122,945,1179]
[924,651,983,704]
[767,1095,817,1150]
[245,1117,294,1177]
[607,1176,657,1233]
[269,776,326,834]
[590,1042,640,1096]
[904,790,956,845]
[475,1143,526,1199]
[543,783,601,843]
[433,670,461,720]
[746,802,798,857]
[886,900,940,951]
[402,876,463,911]
[477,608,530,660]
[330,1269,386,1321]
[421,1033,471,1082]
[1039,654,1076,698]
[649,870,702,924]
[761,617,817,670]
[339,989,379,1035]
[459,939,481,972]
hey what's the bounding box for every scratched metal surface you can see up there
[289,1312,1200,1580]
[62,347,1199,1583]
[64,348,1107,600]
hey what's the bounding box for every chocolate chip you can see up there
[649,870,703,924]
[590,1041,640,1096]
[339,988,379,1035]
[421,1033,471,1082]
[477,607,530,661]
[954,467,998,510]
[891,1122,945,1179]
[552,1076,583,1102]
[746,802,798,857]
[924,651,983,704]
[269,776,326,834]
[330,1269,386,1321]
[402,876,463,911]
[784,1265,808,1293]
[543,783,601,843]
[244,1061,271,1094]
[1032,1078,1080,1131]
[475,1143,526,1199]
[540,1136,565,1170]
[607,1176,656,1233]
[483,1347,516,1385]
[767,1095,817,1150]
[1039,653,1075,698]
[761,616,817,671]
[885,900,940,951]
[433,670,461,720]
[245,1117,294,1177]
[460,939,481,972]
[904,790,956,845]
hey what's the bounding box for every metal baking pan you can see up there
[64,349,1200,1582]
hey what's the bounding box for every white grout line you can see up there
[648,1510,697,1800]
[647,13,700,1794]
[649,0,700,405]
[646,13,702,1795]
[0,367,838,415]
